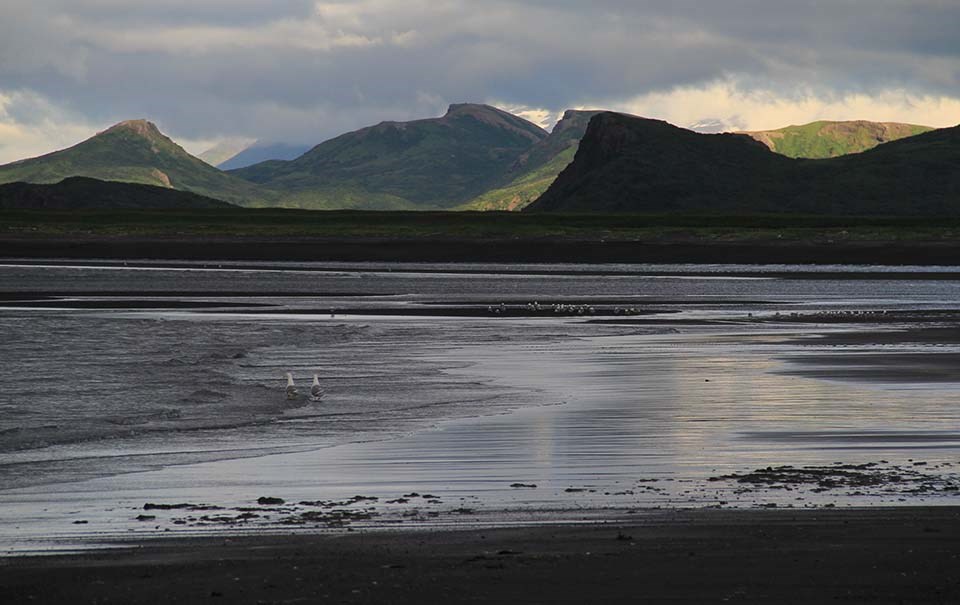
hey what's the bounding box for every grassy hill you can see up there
[740,120,933,158]
[460,110,602,211]
[0,177,233,210]
[229,104,547,210]
[0,120,274,206]
[529,113,960,216]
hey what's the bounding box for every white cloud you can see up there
[0,90,103,163]
[489,103,561,130]
[608,80,960,131]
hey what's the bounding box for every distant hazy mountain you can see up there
[687,118,737,134]
[229,104,548,210]
[529,112,960,216]
[217,143,312,170]
[0,120,272,206]
[460,110,603,211]
[739,120,933,158]
[0,176,233,209]
[198,138,256,167]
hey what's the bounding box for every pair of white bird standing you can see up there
[286,372,324,402]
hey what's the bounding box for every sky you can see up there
[1,0,959,162]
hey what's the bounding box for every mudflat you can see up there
[3,507,959,604]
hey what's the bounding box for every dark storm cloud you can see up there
[0,0,958,149]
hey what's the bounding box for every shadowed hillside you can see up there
[529,113,960,216]
[0,177,233,210]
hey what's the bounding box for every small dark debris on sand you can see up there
[256,497,285,506]
[143,503,223,511]
[299,495,378,507]
[283,510,377,527]
[510,483,537,488]
[709,462,960,496]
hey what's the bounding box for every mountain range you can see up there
[0,106,950,214]
[529,112,960,216]
[229,103,548,210]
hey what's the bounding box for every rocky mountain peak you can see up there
[102,119,165,140]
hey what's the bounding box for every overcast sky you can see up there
[1,0,959,162]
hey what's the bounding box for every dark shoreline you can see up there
[4,235,960,265]
[4,507,960,604]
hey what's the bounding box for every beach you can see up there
[4,508,960,603]
[2,259,960,601]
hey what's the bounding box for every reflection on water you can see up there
[2,261,960,549]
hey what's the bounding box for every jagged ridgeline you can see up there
[229,104,549,210]
[528,112,960,216]
[0,120,273,206]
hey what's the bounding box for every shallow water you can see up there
[3,260,960,552]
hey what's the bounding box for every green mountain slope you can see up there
[230,104,547,210]
[0,176,233,210]
[740,120,933,158]
[0,120,273,206]
[460,110,602,211]
[529,113,960,216]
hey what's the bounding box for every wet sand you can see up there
[779,327,960,383]
[4,507,960,604]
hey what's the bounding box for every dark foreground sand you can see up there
[4,508,960,604]
[4,234,960,265]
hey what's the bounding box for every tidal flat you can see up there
[2,260,960,601]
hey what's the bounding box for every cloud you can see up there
[610,80,960,131]
[0,90,102,163]
[0,1,957,160]
[489,103,562,131]
[0,89,223,163]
